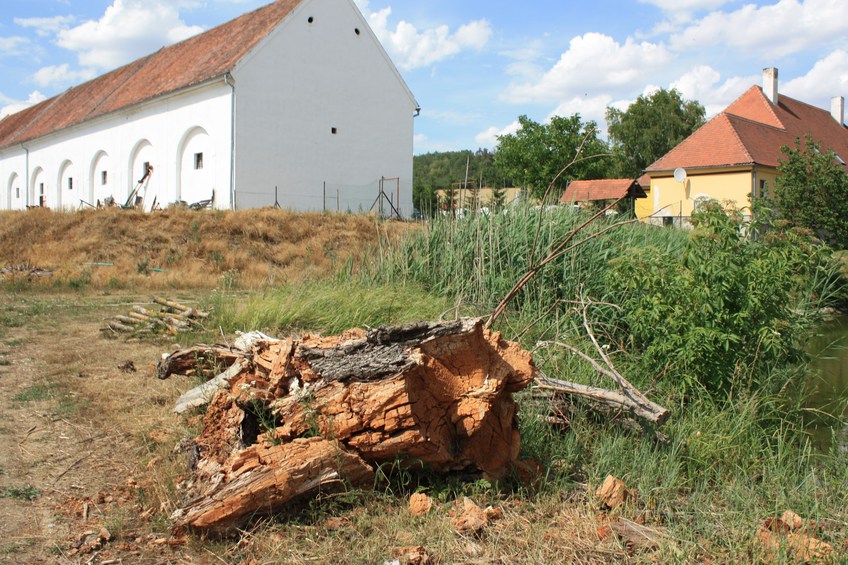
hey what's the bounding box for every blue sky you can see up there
[1,0,846,154]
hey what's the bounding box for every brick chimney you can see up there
[832,96,845,125]
[763,67,778,105]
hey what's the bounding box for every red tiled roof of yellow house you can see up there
[0,0,303,151]
[647,80,848,174]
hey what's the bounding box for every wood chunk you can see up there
[595,475,629,509]
[409,493,433,517]
[451,497,488,535]
[781,509,804,531]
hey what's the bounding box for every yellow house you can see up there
[638,68,848,226]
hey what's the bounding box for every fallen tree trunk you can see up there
[164,318,535,534]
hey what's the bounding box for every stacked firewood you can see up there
[102,297,208,335]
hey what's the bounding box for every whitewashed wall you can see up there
[0,82,232,211]
[232,0,417,216]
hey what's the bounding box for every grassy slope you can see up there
[0,207,413,289]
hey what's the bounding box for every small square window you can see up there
[663,216,674,228]
[68,177,73,190]
[101,171,108,185]
[331,127,338,134]
[194,152,203,170]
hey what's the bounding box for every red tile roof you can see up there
[561,178,646,202]
[0,0,303,151]
[646,85,848,173]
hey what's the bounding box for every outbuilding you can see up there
[0,0,418,215]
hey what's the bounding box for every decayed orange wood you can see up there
[173,438,374,533]
[169,318,535,534]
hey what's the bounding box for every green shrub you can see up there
[606,201,842,394]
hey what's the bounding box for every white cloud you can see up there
[783,50,848,106]
[670,0,848,57]
[474,120,520,149]
[670,65,757,116]
[505,33,671,104]
[31,64,97,88]
[14,15,76,37]
[548,94,614,129]
[57,0,204,71]
[0,36,31,57]
[355,1,492,70]
[0,91,47,119]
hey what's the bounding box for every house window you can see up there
[331,127,338,134]
[68,177,73,190]
[662,216,674,228]
[101,171,108,185]
[39,183,45,207]
[759,179,768,198]
[194,152,203,170]
[15,187,20,199]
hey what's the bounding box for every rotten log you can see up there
[165,318,535,534]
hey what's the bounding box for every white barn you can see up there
[0,0,418,215]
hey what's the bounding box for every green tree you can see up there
[605,88,705,178]
[493,114,610,200]
[413,149,514,216]
[767,136,848,248]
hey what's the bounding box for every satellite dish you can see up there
[673,168,687,183]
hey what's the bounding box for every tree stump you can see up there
[166,318,535,534]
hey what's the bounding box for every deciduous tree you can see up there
[606,88,705,178]
[494,114,609,200]
[768,136,848,248]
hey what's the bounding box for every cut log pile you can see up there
[102,297,208,336]
[158,318,536,535]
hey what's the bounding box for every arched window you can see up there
[176,126,212,205]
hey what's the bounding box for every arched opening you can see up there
[128,140,155,209]
[176,126,213,205]
[5,173,18,210]
[30,167,46,208]
[90,150,113,205]
[57,160,76,210]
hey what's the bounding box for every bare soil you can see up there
[0,291,213,564]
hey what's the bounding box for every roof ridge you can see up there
[724,112,787,133]
[722,113,754,163]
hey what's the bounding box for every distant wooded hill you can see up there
[413,149,514,214]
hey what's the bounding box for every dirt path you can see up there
[0,292,213,564]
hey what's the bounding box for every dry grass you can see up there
[0,207,416,289]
